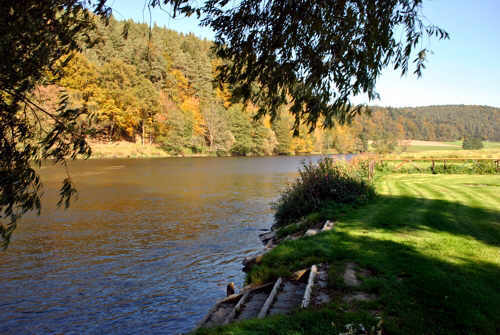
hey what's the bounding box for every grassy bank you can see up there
[89,141,170,159]
[87,140,500,159]
[195,173,500,335]
[88,141,325,159]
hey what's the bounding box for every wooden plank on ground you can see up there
[301,265,318,308]
[258,278,282,318]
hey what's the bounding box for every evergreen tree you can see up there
[272,112,293,155]
[228,104,253,156]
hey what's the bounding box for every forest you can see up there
[34,18,500,156]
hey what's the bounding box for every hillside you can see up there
[380,105,500,142]
[34,18,500,156]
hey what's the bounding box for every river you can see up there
[0,155,337,334]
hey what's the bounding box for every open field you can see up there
[195,174,500,334]
[383,140,500,159]
[403,140,461,152]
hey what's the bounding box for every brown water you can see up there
[1,156,344,334]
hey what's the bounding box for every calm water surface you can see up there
[0,156,335,334]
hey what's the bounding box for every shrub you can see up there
[272,158,376,227]
[462,136,484,150]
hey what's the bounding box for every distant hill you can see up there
[372,105,500,141]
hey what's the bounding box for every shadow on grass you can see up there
[361,194,500,247]
[242,195,500,335]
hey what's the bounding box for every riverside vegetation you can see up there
[194,157,500,335]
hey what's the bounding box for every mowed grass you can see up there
[194,174,500,335]
[404,145,461,152]
[384,141,500,160]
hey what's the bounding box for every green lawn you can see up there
[402,141,500,152]
[444,141,500,149]
[377,140,500,158]
[194,174,500,335]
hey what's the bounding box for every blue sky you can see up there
[110,0,500,108]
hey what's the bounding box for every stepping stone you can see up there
[198,294,242,328]
[259,231,276,244]
[200,264,329,330]
[284,234,301,241]
[343,292,376,303]
[310,263,331,306]
[316,267,328,288]
[322,220,335,231]
[236,287,272,321]
[343,263,361,287]
[268,281,306,315]
[305,229,320,236]
[315,292,331,304]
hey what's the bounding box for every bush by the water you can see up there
[272,158,376,227]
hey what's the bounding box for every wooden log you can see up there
[258,278,282,318]
[290,268,308,281]
[227,282,235,296]
[196,293,242,328]
[218,293,243,304]
[223,290,250,324]
[301,265,318,308]
[240,281,275,293]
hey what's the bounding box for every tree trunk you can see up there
[141,121,145,146]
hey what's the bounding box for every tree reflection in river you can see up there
[0,156,346,334]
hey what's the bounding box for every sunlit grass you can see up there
[389,140,500,159]
[404,145,460,152]
[88,140,170,159]
[386,148,500,160]
[194,174,500,335]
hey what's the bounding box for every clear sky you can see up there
[109,0,500,108]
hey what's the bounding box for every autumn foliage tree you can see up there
[6,0,494,248]
[0,1,110,248]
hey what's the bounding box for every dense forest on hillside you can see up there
[382,105,500,142]
[34,18,500,155]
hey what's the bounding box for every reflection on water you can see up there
[0,156,337,334]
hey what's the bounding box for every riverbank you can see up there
[88,140,500,160]
[4,157,309,334]
[88,141,170,159]
[87,140,329,159]
[193,173,500,334]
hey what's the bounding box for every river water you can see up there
[0,156,337,334]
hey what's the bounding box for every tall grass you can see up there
[272,158,375,227]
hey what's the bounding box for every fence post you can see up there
[369,160,375,181]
